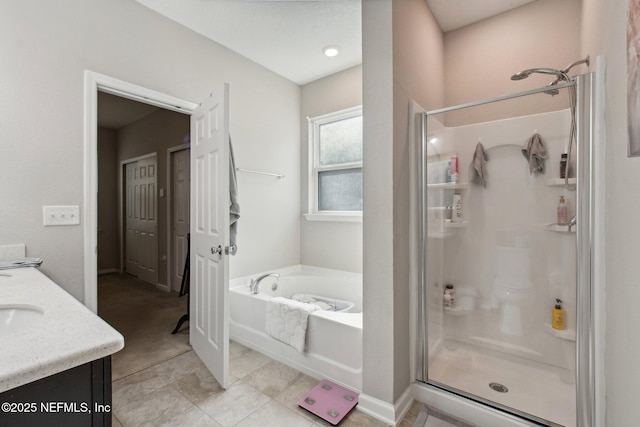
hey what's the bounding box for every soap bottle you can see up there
[444,284,455,309]
[452,193,463,223]
[557,196,568,225]
[450,156,459,183]
[552,298,566,330]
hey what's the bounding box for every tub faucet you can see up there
[568,215,577,232]
[250,273,280,294]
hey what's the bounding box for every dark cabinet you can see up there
[0,356,112,427]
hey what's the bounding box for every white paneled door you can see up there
[171,148,190,293]
[125,155,158,285]
[190,84,230,389]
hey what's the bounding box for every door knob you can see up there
[225,245,237,256]
[211,245,222,255]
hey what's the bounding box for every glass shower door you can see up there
[417,75,594,427]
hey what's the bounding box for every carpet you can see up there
[413,404,478,427]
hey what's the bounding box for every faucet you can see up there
[249,273,280,294]
[568,215,577,232]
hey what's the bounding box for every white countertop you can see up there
[0,267,124,393]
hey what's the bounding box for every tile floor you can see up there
[99,274,424,427]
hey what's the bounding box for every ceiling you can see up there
[99,0,539,129]
[427,0,537,32]
[135,0,538,86]
[98,92,159,129]
[135,0,362,85]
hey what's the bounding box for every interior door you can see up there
[125,162,139,277]
[190,84,230,389]
[171,149,190,292]
[136,156,158,284]
[124,156,158,284]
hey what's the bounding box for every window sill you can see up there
[303,213,362,223]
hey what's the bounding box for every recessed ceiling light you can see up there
[322,45,340,57]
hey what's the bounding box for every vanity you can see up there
[0,267,124,426]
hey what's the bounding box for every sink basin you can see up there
[0,304,44,335]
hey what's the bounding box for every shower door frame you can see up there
[415,74,595,427]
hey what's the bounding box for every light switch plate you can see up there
[43,206,80,226]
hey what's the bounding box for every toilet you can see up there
[492,245,534,336]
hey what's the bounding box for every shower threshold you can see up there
[428,340,576,426]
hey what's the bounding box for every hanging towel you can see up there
[229,136,240,252]
[521,133,547,174]
[469,142,488,188]
[265,297,319,352]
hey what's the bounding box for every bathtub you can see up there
[229,265,363,390]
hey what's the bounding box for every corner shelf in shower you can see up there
[426,182,469,190]
[545,178,577,186]
[543,224,576,233]
[544,324,576,341]
[427,221,468,239]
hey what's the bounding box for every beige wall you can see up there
[581,0,638,425]
[362,0,444,404]
[300,65,363,273]
[0,0,300,300]
[97,127,119,272]
[391,0,445,402]
[443,0,582,126]
[362,0,396,404]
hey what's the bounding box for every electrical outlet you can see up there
[43,206,80,226]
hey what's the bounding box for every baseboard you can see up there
[97,268,119,275]
[155,282,169,292]
[358,393,396,425]
[358,386,413,426]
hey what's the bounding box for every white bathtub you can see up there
[229,265,363,391]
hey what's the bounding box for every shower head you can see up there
[510,57,590,94]
[510,68,570,82]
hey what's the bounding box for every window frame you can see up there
[305,105,363,222]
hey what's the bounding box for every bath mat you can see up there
[413,404,478,427]
[297,380,359,425]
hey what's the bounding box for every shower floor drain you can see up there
[489,382,509,393]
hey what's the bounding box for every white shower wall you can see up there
[427,108,577,369]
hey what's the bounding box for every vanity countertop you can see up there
[0,267,124,393]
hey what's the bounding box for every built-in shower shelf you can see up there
[544,324,576,341]
[427,222,468,239]
[426,182,469,190]
[444,221,468,228]
[546,178,577,186]
[543,224,576,233]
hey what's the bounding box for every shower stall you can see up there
[415,73,594,427]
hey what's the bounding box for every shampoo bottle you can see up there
[557,196,568,225]
[552,298,566,330]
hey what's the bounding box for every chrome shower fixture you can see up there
[510,67,570,82]
[510,56,590,192]
[510,57,590,95]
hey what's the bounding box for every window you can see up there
[306,106,363,221]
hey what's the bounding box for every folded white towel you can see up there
[0,258,43,270]
[265,297,319,352]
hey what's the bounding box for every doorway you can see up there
[87,71,232,390]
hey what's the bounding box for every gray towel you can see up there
[521,133,547,174]
[229,136,240,253]
[469,142,488,187]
